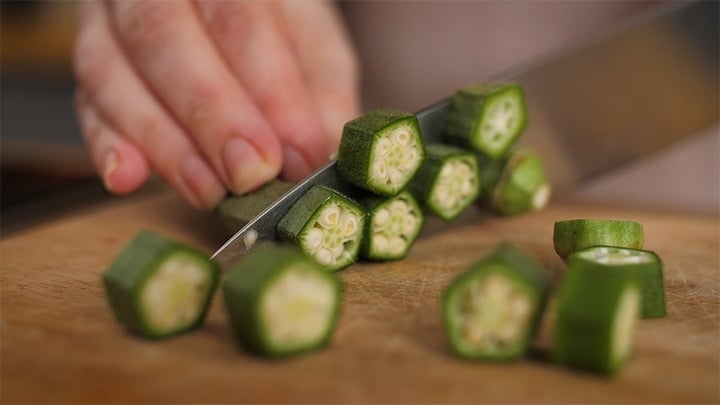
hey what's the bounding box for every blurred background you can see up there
[1,1,717,235]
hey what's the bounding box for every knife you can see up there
[212,0,718,270]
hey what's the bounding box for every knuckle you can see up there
[113,1,177,56]
[73,38,110,96]
[205,2,261,43]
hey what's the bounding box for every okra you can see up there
[222,245,341,357]
[445,83,528,159]
[102,231,220,339]
[485,149,551,215]
[553,219,644,261]
[337,109,425,196]
[551,251,642,374]
[442,243,550,360]
[217,180,294,234]
[277,185,365,272]
[575,246,666,318]
[410,144,481,221]
[357,190,424,261]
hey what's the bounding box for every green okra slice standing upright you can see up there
[483,149,551,215]
[553,219,645,261]
[222,245,341,357]
[337,109,425,196]
[551,250,642,374]
[409,144,481,221]
[277,185,365,272]
[445,82,528,159]
[442,243,550,360]
[574,245,666,318]
[102,231,220,339]
[216,180,294,234]
[356,190,424,261]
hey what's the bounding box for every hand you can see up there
[74,0,359,209]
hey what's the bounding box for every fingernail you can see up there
[103,149,119,191]
[223,137,279,194]
[281,145,312,182]
[182,155,227,210]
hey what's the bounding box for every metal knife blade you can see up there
[212,1,718,270]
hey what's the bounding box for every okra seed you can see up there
[532,184,551,210]
[374,161,389,180]
[389,237,406,255]
[319,204,341,228]
[389,200,408,216]
[304,228,324,250]
[340,212,360,238]
[314,248,334,266]
[376,137,392,157]
[374,208,390,228]
[403,215,417,234]
[389,169,404,185]
[392,128,411,146]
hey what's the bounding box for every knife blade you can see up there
[211,1,718,270]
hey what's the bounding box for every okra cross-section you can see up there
[359,191,424,260]
[575,246,666,318]
[485,149,551,215]
[442,243,549,360]
[445,83,528,159]
[553,219,645,261]
[277,185,365,272]
[410,144,481,221]
[551,251,642,374]
[102,231,220,339]
[222,246,341,357]
[337,109,425,196]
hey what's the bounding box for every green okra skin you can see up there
[102,231,220,339]
[277,185,365,272]
[574,246,666,318]
[490,149,551,215]
[553,219,645,261]
[409,144,481,222]
[337,109,426,196]
[445,82,528,159]
[216,180,294,234]
[442,243,550,360]
[222,245,341,357]
[355,190,425,261]
[551,252,642,375]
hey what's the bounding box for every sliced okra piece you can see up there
[277,185,365,272]
[357,190,424,261]
[487,149,551,215]
[410,144,481,222]
[222,245,341,357]
[553,219,644,261]
[102,231,220,339]
[574,246,666,318]
[216,180,294,234]
[551,251,642,374]
[442,243,550,360]
[337,109,425,196]
[445,82,528,159]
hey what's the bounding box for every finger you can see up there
[75,91,151,196]
[279,0,361,150]
[109,0,282,192]
[74,1,226,209]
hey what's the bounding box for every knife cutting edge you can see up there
[212,1,718,270]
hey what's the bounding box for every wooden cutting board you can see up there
[1,186,718,403]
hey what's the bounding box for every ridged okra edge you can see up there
[553,219,645,261]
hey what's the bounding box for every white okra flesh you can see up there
[430,159,477,214]
[576,247,655,265]
[260,265,336,349]
[480,94,523,154]
[140,256,211,334]
[302,203,361,268]
[613,287,641,363]
[371,125,422,193]
[371,197,421,256]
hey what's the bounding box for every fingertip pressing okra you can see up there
[357,190,425,261]
[553,219,644,261]
[102,231,220,339]
[442,243,550,360]
[445,82,528,159]
[489,149,551,215]
[277,185,365,272]
[337,109,425,196]
[222,245,341,357]
[551,250,642,374]
[410,144,481,222]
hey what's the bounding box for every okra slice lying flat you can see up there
[216,180,294,234]
[551,251,642,375]
[222,245,341,357]
[445,83,528,159]
[575,246,666,318]
[442,243,550,360]
[357,190,424,261]
[486,149,551,215]
[553,219,644,261]
[337,109,425,196]
[277,185,365,272]
[102,231,220,339]
[410,144,481,221]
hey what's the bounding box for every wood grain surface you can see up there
[1,187,718,403]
